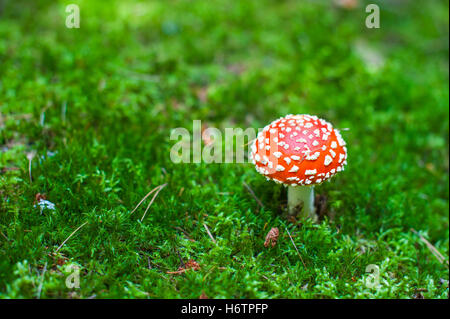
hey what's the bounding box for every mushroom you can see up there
[251,114,347,221]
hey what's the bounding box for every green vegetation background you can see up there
[0,0,448,298]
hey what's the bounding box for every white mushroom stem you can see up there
[288,186,317,221]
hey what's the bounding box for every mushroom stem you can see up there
[288,186,317,221]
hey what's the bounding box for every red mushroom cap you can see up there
[251,114,347,186]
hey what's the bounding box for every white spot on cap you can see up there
[291,155,301,161]
[329,149,336,158]
[289,165,299,173]
[306,152,320,161]
[284,157,291,165]
[324,155,333,166]
[339,153,345,163]
[276,165,285,172]
[305,169,317,175]
[273,152,282,159]
[312,140,319,146]
[327,123,332,131]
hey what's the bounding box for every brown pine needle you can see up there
[36,262,47,299]
[243,181,264,208]
[140,183,167,221]
[26,151,36,183]
[285,227,307,269]
[411,228,449,266]
[130,185,163,215]
[55,222,88,253]
[203,223,217,245]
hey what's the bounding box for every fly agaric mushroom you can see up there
[251,114,347,220]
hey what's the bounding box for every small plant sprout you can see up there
[251,114,347,221]
[34,193,56,214]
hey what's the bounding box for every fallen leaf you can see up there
[199,291,209,299]
[166,259,200,274]
[185,259,200,270]
[264,227,279,248]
